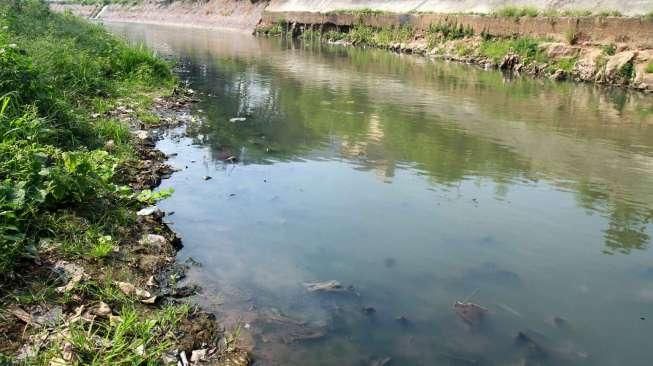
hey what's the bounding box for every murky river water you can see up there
[108,23,653,366]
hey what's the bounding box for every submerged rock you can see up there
[453,301,487,326]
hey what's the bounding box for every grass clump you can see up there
[554,57,578,72]
[646,61,653,73]
[325,8,386,17]
[0,0,174,275]
[602,43,617,56]
[480,36,545,63]
[494,6,540,18]
[339,24,414,48]
[426,21,474,47]
[645,11,653,21]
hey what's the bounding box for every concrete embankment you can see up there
[50,0,268,31]
[262,11,653,48]
[258,2,653,92]
[266,0,653,17]
[50,0,653,91]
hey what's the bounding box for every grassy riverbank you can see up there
[0,1,215,364]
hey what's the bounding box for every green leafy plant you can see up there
[136,187,174,204]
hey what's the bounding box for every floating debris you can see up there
[229,117,247,123]
[362,306,376,315]
[203,176,212,181]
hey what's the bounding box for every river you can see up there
[108,22,653,366]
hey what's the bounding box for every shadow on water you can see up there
[107,23,653,365]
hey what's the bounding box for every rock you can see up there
[33,306,63,326]
[453,301,487,326]
[550,69,567,81]
[184,257,202,267]
[395,315,410,325]
[499,53,521,70]
[203,176,212,181]
[605,51,636,81]
[362,306,376,315]
[146,275,158,287]
[303,280,345,292]
[61,342,74,361]
[115,281,151,299]
[9,306,33,324]
[139,234,168,251]
[53,261,86,293]
[91,302,112,317]
[190,349,207,363]
[136,206,163,218]
[133,130,151,141]
[540,42,580,59]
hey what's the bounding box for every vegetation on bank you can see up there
[259,18,646,87]
[0,1,197,363]
[319,6,653,19]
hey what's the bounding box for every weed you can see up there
[325,8,386,17]
[555,57,578,72]
[480,36,545,63]
[618,61,635,81]
[597,10,623,17]
[602,43,616,56]
[136,187,174,204]
[561,9,593,17]
[426,21,474,47]
[261,21,284,37]
[565,29,579,45]
[646,11,653,21]
[494,6,540,18]
[646,61,653,73]
[88,235,115,259]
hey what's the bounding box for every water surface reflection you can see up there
[109,23,653,366]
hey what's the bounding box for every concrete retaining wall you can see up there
[266,0,653,17]
[50,0,268,32]
[262,11,653,48]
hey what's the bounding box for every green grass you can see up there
[597,10,623,17]
[0,0,174,276]
[646,11,653,21]
[646,62,653,73]
[479,36,545,63]
[324,8,387,17]
[602,43,617,56]
[554,57,578,72]
[332,24,415,48]
[494,6,540,18]
[425,21,474,47]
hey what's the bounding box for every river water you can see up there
[108,23,653,366]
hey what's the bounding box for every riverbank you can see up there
[0,2,248,364]
[256,12,653,92]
